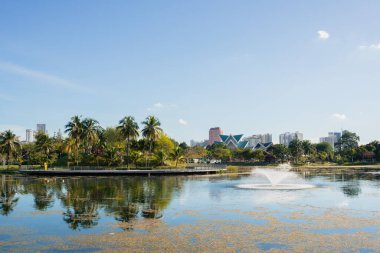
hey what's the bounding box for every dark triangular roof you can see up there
[219,135,229,142]
[233,134,243,142]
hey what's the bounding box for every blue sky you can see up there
[1,0,380,144]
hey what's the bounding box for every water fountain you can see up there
[236,164,315,190]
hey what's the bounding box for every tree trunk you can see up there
[147,141,152,168]
[126,137,130,169]
[6,152,10,169]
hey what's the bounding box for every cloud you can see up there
[147,102,164,111]
[178,119,188,125]
[0,61,88,93]
[317,30,329,40]
[154,102,163,108]
[331,113,347,120]
[358,43,380,50]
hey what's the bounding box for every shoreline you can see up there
[2,164,380,176]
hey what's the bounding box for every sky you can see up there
[1,0,380,144]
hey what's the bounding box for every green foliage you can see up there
[252,150,265,162]
[185,146,207,160]
[269,144,289,163]
[207,143,231,162]
[4,118,380,168]
[0,130,21,167]
[335,131,360,162]
[288,139,304,163]
[170,146,185,167]
[117,116,139,168]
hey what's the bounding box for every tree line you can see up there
[202,131,380,164]
[0,115,187,168]
[1,119,380,168]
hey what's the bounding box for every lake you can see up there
[1,168,380,252]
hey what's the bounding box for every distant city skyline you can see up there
[1,1,380,144]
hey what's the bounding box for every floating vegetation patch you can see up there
[29,208,379,252]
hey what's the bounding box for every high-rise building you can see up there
[190,139,208,147]
[319,132,341,151]
[208,127,223,145]
[279,131,303,147]
[26,129,34,143]
[244,134,272,148]
[36,124,46,134]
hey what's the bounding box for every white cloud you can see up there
[154,102,163,108]
[332,113,347,121]
[358,43,380,50]
[0,61,88,93]
[178,119,188,125]
[317,30,330,40]
[147,102,164,111]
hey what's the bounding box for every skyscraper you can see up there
[279,131,303,147]
[320,132,341,151]
[26,129,34,143]
[36,123,46,134]
[244,134,273,148]
[208,127,223,145]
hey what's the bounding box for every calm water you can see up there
[1,169,380,252]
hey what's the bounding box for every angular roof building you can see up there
[217,134,249,149]
[254,142,273,151]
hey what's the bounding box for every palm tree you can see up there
[117,116,139,169]
[63,137,76,167]
[141,116,162,167]
[0,130,21,168]
[82,118,102,154]
[171,146,185,167]
[155,150,168,166]
[35,131,53,164]
[65,116,84,166]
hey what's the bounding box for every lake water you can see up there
[1,168,380,252]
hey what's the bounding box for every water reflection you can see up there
[341,181,362,198]
[0,175,183,230]
[0,175,19,216]
[0,171,379,229]
[298,171,380,198]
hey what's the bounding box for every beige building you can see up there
[208,127,223,145]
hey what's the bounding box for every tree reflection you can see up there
[341,181,362,198]
[63,201,99,230]
[0,175,183,227]
[0,175,20,216]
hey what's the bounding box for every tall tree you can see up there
[288,139,304,163]
[34,131,56,165]
[0,130,21,168]
[63,137,77,167]
[82,118,103,154]
[269,144,289,163]
[155,150,168,166]
[302,140,316,162]
[117,116,139,169]
[65,116,84,165]
[335,131,360,162]
[170,146,185,167]
[141,116,162,167]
